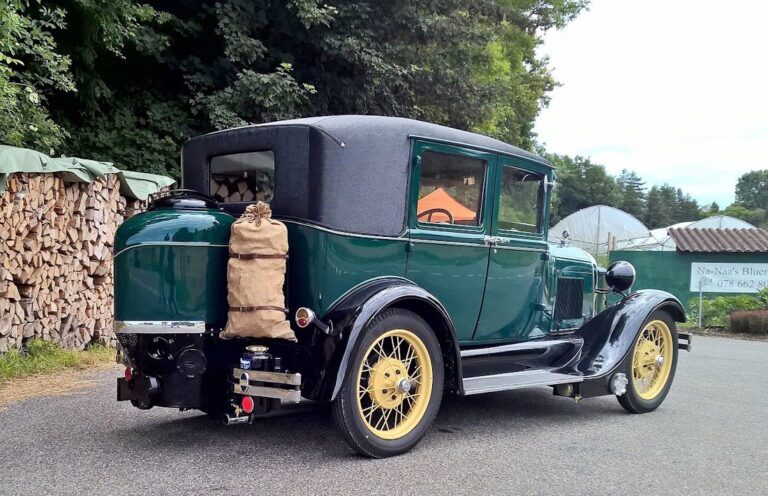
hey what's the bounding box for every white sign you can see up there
[690,262,768,293]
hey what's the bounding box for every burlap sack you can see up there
[221,202,296,341]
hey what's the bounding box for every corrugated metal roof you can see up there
[668,227,768,253]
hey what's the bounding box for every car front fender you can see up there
[573,289,686,380]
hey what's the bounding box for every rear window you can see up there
[209,151,275,203]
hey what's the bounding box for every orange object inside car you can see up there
[417,188,476,223]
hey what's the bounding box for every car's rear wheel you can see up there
[332,308,444,458]
[618,310,678,413]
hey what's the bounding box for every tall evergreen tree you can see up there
[616,169,645,218]
[644,186,671,228]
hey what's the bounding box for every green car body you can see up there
[114,116,689,458]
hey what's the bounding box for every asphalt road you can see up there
[1,335,766,496]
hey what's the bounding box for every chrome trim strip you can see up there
[492,245,547,253]
[114,320,206,334]
[280,219,546,252]
[462,370,582,396]
[114,242,228,258]
[280,219,407,241]
[460,339,575,358]
[410,238,545,252]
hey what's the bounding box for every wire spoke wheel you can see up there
[631,319,674,400]
[356,329,433,440]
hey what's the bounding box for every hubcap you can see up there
[631,320,674,400]
[396,378,412,394]
[356,329,433,440]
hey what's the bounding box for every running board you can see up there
[462,370,583,396]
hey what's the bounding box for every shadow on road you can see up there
[108,387,624,459]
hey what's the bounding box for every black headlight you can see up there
[606,261,636,293]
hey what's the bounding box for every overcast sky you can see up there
[534,0,768,207]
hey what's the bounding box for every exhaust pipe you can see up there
[222,413,250,426]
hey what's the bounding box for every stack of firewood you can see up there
[210,172,273,203]
[0,173,151,352]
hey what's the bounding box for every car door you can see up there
[405,140,495,342]
[472,157,551,343]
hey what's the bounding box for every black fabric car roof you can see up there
[182,115,550,237]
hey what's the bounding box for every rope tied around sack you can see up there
[242,201,272,225]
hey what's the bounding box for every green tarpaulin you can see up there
[0,145,176,200]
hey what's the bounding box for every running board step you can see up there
[462,370,582,396]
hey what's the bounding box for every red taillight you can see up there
[295,307,315,328]
[124,367,133,381]
[241,396,254,414]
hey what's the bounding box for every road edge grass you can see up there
[0,339,115,387]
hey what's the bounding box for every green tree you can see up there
[644,185,672,228]
[546,153,620,223]
[0,1,75,152]
[723,204,767,228]
[735,170,768,210]
[616,169,645,218]
[0,0,587,178]
[705,202,720,215]
[672,187,702,223]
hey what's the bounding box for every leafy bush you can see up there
[730,310,768,335]
[687,295,763,327]
[757,287,768,306]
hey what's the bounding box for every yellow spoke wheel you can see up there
[356,329,433,440]
[631,319,674,400]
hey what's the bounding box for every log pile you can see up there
[210,172,273,203]
[0,174,152,352]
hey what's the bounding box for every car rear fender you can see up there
[305,278,462,402]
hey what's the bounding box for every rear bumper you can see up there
[115,320,205,334]
[231,368,302,403]
[678,331,693,352]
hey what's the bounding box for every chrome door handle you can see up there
[484,236,509,245]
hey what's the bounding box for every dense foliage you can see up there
[687,294,764,328]
[547,150,767,229]
[0,0,587,179]
[545,152,715,228]
[2,0,763,229]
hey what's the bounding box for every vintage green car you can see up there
[114,116,691,458]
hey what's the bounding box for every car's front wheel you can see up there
[618,310,679,413]
[332,308,444,458]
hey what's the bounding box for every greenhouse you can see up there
[548,205,651,256]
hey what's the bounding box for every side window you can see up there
[209,151,275,203]
[416,150,485,227]
[498,166,543,233]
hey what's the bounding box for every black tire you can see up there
[130,399,153,410]
[332,308,444,458]
[618,310,679,414]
